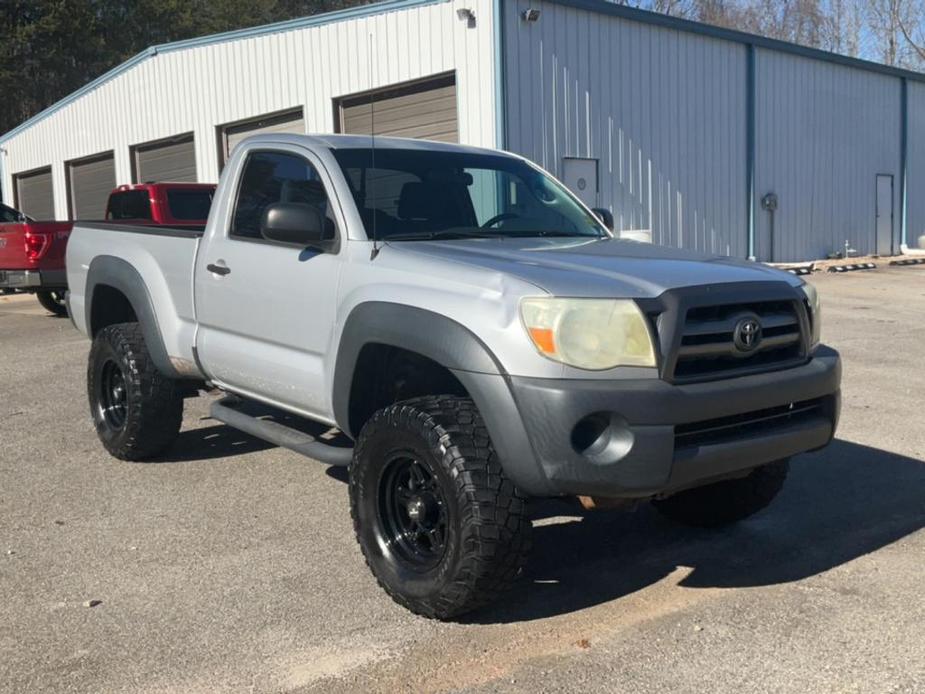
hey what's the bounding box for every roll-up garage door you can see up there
[14,167,55,220]
[336,73,458,143]
[133,134,197,182]
[68,152,115,220]
[220,109,304,167]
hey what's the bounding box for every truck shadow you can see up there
[155,423,274,462]
[464,439,925,624]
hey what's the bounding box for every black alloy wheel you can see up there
[97,358,128,431]
[378,455,450,572]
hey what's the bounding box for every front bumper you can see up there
[0,269,66,290]
[459,347,841,498]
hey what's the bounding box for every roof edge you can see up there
[0,0,447,144]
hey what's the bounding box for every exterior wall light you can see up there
[456,8,476,27]
[522,8,541,22]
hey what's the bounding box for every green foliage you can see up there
[0,0,368,135]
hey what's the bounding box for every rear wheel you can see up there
[36,290,67,317]
[350,396,531,620]
[652,459,790,528]
[87,323,183,460]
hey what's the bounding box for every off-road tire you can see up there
[36,290,67,317]
[652,459,790,528]
[349,396,531,620]
[87,322,183,461]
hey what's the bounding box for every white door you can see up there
[194,146,343,420]
[876,175,894,256]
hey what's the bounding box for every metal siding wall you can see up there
[503,0,748,257]
[0,0,498,220]
[754,50,903,262]
[908,82,925,249]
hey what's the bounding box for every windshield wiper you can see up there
[384,230,501,241]
[384,229,606,242]
[494,230,604,239]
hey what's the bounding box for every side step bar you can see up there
[210,396,354,467]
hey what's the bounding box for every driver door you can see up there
[194,145,343,421]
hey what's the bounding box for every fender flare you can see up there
[85,255,180,379]
[332,302,552,496]
[332,302,504,432]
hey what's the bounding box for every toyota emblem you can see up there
[733,316,762,353]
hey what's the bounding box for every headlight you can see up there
[801,282,822,348]
[520,298,657,370]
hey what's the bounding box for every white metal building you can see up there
[1,0,923,262]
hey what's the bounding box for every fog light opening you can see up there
[570,412,634,466]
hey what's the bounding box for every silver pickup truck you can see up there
[67,134,841,619]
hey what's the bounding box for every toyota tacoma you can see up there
[66,134,841,619]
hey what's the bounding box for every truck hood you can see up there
[389,237,801,298]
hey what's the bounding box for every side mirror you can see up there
[260,202,335,250]
[592,207,614,231]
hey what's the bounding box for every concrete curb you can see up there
[826,262,878,273]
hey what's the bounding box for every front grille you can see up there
[675,398,825,449]
[672,299,805,381]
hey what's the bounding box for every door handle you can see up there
[207,262,230,276]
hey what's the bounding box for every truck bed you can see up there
[66,222,204,375]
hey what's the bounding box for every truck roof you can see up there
[240,133,508,157]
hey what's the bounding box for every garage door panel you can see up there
[339,74,458,143]
[135,137,197,182]
[68,154,115,220]
[14,169,55,220]
[344,105,458,132]
[378,123,458,142]
[223,110,305,165]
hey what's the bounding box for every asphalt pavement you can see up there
[1,267,923,693]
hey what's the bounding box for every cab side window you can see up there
[0,203,22,223]
[231,151,334,241]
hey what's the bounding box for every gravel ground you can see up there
[1,267,923,694]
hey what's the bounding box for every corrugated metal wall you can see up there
[754,50,903,261]
[908,81,925,250]
[503,0,749,257]
[0,0,498,219]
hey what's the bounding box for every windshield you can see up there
[331,148,607,241]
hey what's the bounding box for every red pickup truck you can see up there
[0,183,214,315]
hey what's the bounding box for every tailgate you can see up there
[0,222,72,271]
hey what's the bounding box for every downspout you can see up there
[900,77,908,250]
[493,0,507,150]
[746,44,756,260]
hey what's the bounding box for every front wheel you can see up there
[652,459,790,528]
[87,323,183,460]
[349,396,531,620]
[36,290,67,317]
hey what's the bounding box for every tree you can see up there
[897,0,925,61]
[0,0,369,136]
[860,0,924,67]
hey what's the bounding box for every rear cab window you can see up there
[231,151,335,242]
[107,191,152,220]
[167,189,213,221]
